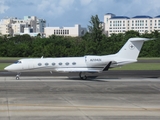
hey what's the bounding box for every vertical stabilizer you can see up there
[116,38,152,60]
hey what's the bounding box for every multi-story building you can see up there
[44,24,87,37]
[0,16,46,36]
[0,18,13,36]
[36,19,46,33]
[104,13,160,36]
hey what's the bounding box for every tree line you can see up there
[0,15,160,58]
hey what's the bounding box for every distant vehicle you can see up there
[4,38,153,80]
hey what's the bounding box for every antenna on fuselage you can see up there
[41,56,43,59]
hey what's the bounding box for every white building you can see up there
[0,16,46,36]
[44,24,87,37]
[0,19,13,36]
[104,13,160,36]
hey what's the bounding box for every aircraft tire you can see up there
[79,72,87,80]
[16,74,20,80]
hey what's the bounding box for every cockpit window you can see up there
[14,61,22,64]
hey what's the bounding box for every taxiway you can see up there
[0,76,160,120]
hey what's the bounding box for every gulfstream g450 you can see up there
[4,38,153,80]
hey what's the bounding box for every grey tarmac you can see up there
[0,76,160,120]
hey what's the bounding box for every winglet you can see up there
[103,62,112,71]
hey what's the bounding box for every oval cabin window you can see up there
[59,62,62,65]
[38,63,42,66]
[65,62,69,65]
[45,63,49,66]
[72,62,76,65]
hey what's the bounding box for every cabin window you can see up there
[59,62,62,65]
[52,63,55,66]
[65,62,69,65]
[72,62,76,65]
[45,63,49,66]
[38,63,42,66]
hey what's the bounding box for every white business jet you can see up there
[4,38,153,80]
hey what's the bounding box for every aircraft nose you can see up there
[4,66,9,71]
[4,66,12,71]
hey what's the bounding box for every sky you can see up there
[0,0,160,27]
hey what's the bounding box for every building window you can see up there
[67,30,69,34]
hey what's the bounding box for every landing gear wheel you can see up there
[16,75,20,80]
[79,72,87,80]
[16,73,21,80]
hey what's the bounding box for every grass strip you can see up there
[0,63,11,71]
[112,63,160,70]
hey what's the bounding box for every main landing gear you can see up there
[79,72,87,80]
[79,72,98,80]
[16,73,21,80]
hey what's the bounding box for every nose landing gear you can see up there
[16,73,21,80]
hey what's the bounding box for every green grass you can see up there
[0,57,23,60]
[112,63,160,70]
[138,57,160,60]
[0,63,11,70]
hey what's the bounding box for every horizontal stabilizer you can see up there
[103,62,112,71]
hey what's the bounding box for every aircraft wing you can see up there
[55,68,101,73]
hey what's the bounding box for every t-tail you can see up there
[116,38,152,60]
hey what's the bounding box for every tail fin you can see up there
[116,38,152,60]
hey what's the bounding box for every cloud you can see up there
[1,0,160,27]
[37,0,75,18]
[0,1,9,14]
[80,0,92,6]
